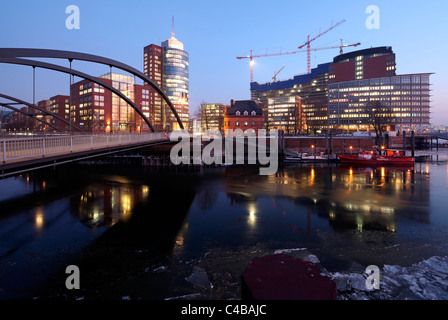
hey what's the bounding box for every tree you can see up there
[364,101,392,145]
[190,105,202,130]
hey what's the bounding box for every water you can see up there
[0,151,448,300]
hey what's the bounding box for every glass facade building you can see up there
[144,29,189,131]
[328,73,432,132]
[251,63,330,133]
[161,35,189,130]
[266,96,304,134]
[250,47,433,133]
[100,73,135,132]
[200,103,227,132]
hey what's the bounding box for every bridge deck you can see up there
[0,132,168,177]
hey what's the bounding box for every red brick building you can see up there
[70,73,154,133]
[329,46,396,83]
[224,100,264,133]
[143,44,164,131]
[70,77,112,133]
[36,95,70,131]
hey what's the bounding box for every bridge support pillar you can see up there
[2,140,6,163]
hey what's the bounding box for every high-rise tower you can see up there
[144,18,189,131]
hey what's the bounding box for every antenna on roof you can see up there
[171,16,175,37]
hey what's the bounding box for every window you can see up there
[402,76,411,84]
[236,111,240,116]
[236,121,240,126]
[244,121,248,126]
[251,121,255,126]
[251,111,256,116]
[244,111,248,116]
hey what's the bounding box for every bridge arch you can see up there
[0,103,63,132]
[0,48,185,130]
[0,57,156,131]
[0,93,81,132]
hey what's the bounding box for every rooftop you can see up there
[226,100,263,116]
[250,63,331,93]
[332,46,393,64]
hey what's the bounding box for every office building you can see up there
[328,47,431,132]
[201,103,227,132]
[251,46,432,133]
[70,72,153,133]
[251,63,330,133]
[329,46,396,83]
[37,95,70,131]
[328,73,432,132]
[144,25,189,131]
[265,96,305,134]
[143,44,164,130]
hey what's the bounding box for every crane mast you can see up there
[298,19,346,74]
[273,65,285,82]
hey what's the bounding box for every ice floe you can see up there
[185,266,214,290]
[333,256,448,300]
[274,248,320,264]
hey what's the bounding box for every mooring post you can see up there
[282,130,285,156]
[403,131,407,154]
[329,131,333,157]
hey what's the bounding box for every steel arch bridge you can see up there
[0,48,184,132]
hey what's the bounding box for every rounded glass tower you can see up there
[162,34,189,130]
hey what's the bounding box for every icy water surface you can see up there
[0,154,448,300]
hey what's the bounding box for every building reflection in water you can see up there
[221,164,430,235]
[72,183,150,228]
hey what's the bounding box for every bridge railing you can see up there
[0,132,167,164]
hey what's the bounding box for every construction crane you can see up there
[298,19,346,74]
[273,65,285,82]
[307,38,361,56]
[237,49,300,83]
[237,38,360,82]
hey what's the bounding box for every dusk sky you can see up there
[1,0,447,125]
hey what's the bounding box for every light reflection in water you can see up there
[310,168,315,186]
[248,203,256,226]
[34,207,44,231]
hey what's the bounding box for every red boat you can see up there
[338,150,414,166]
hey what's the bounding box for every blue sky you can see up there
[1,0,447,125]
